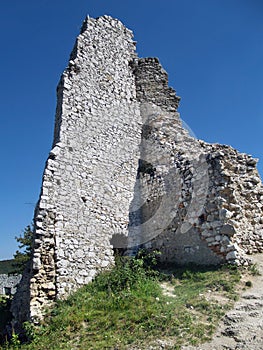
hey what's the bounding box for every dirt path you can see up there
[182,253,263,350]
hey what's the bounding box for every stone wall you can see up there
[127,57,263,266]
[0,274,21,296]
[140,138,263,265]
[29,16,143,320]
[12,15,263,325]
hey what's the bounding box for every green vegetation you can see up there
[0,224,33,345]
[0,261,17,275]
[12,224,33,273]
[0,296,12,345]
[248,263,261,276]
[245,280,252,287]
[2,252,243,350]
[0,224,34,276]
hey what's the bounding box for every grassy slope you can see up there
[3,254,244,350]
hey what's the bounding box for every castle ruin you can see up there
[12,16,263,325]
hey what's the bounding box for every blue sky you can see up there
[0,0,262,260]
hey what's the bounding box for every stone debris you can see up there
[182,253,263,350]
[11,15,263,327]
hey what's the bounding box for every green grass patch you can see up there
[3,254,242,350]
[248,263,261,276]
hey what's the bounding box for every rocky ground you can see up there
[182,253,263,350]
[129,254,263,350]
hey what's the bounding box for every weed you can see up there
[245,280,252,287]
[248,264,261,276]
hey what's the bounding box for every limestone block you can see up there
[226,251,238,260]
[220,224,236,237]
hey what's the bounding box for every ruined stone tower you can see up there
[12,15,263,324]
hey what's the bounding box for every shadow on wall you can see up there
[111,102,224,266]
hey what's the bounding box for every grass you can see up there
[2,252,243,350]
[248,263,261,276]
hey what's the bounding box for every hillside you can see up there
[4,253,257,350]
[0,260,16,275]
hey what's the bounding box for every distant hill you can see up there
[0,259,17,274]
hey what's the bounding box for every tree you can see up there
[13,224,34,273]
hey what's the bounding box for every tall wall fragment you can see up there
[30,16,143,319]
[12,15,263,325]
